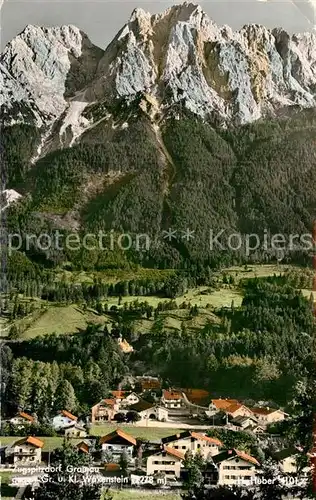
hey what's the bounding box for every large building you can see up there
[129,400,168,421]
[91,399,119,423]
[162,431,223,459]
[146,446,185,479]
[161,390,183,409]
[213,448,260,486]
[7,436,44,465]
[100,429,136,462]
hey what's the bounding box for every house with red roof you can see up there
[100,429,136,463]
[213,448,260,486]
[10,411,35,426]
[52,410,78,430]
[91,399,119,423]
[162,431,223,459]
[250,407,288,427]
[7,436,44,465]
[161,389,183,409]
[146,445,185,479]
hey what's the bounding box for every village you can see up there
[0,375,307,497]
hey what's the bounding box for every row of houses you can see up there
[91,389,288,431]
[4,428,301,487]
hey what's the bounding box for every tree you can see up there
[54,380,77,412]
[119,449,130,475]
[126,411,141,423]
[34,441,102,499]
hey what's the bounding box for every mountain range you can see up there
[1,2,316,269]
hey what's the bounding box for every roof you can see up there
[274,447,300,461]
[163,389,182,400]
[163,446,185,460]
[14,436,44,448]
[104,463,120,471]
[111,390,129,399]
[226,403,249,415]
[129,400,154,412]
[76,442,90,454]
[61,410,77,421]
[64,423,86,431]
[104,399,116,406]
[213,449,259,467]
[100,429,136,446]
[212,399,240,410]
[250,407,286,416]
[139,377,161,390]
[19,412,34,422]
[232,415,257,425]
[183,389,210,405]
[190,432,223,447]
[162,431,222,447]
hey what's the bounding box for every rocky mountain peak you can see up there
[1,3,316,135]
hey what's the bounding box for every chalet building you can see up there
[100,429,136,462]
[161,390,183,409]
[7,437,44,465]
[211,399,253,419]
[213,449,260,486]
[146,446,185,479]
[76,439,95,454]
[91,399,119,423]
[52,410,78,430]
[135,376,161,392]
[129,400,168,421]
[64,422,87,438]
[162,431,223,459]
[111,391,140,406]
[230,415,264,434]
[10,412,35,426]
[273,447,309,474]
[250,407,288,427]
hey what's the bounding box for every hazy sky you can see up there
[1,0,315,50]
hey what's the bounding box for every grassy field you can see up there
[91,424,183,441]
[56,268,175,285]
[0,436,81,451]
[14,305,112,339]
[0,471,18,500]
[3,264,296,340]
[111,491,181,500]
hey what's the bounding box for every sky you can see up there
[0,0,315,50]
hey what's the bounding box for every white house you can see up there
[129,400,169,421]
[111,391,140,406]
[250,407,288,427]
[161,390,183,409]
[52,410,78,430]
[147,446,185,479]
[100,429,136,462]
[10,412,35,427]
[213,448,260,486]
[162,431,222,459]
[7,436,44,465]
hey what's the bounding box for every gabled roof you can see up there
[274,447,300,461]
[100,429,136,446]
[162,431,222,447]
[250,407,287,416]
[162,389,182,400]
[60,410,77,421]
[183,389,210,405]
[19,412,34,422]
[111,390,129,399]
[76,442,90,454]
[14,436,44,448]
[64,422,86,431]
[163,446,185,460]
[212,399,241,410]
[190,432,223,447]
[129,400,154,412]
[213,448,259,467]
[226,403,250,415]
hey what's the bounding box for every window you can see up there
[174,446,179,449]
[182,446,186,449]
[165,470,175,475]
[153,461,159,465]
[197,444,201,449]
